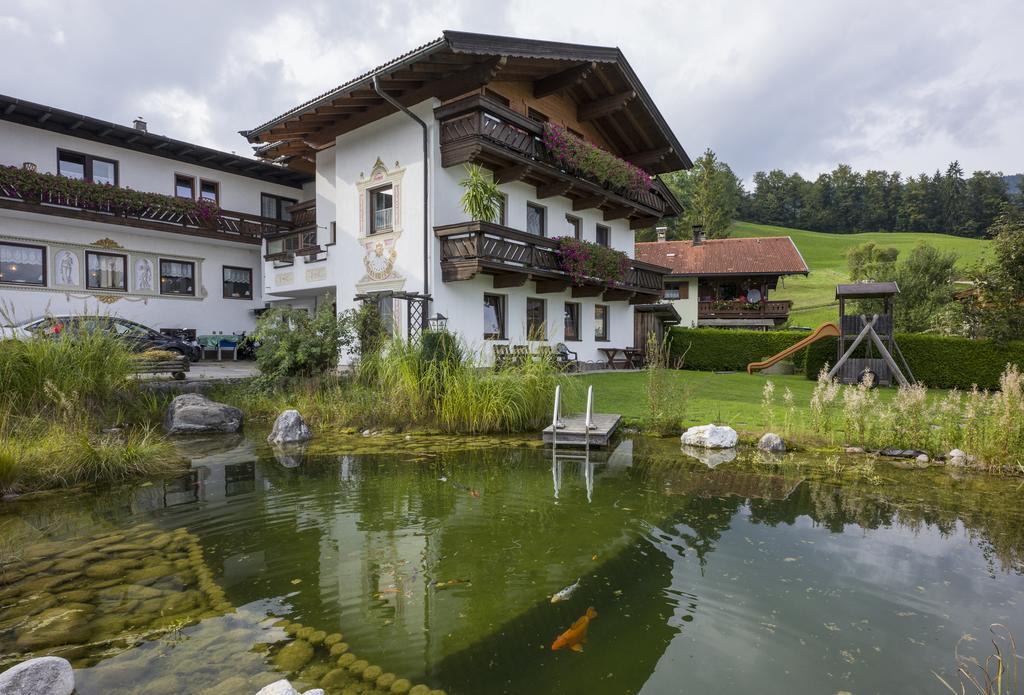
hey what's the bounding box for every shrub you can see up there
[253,300,354,384]
[458,164,503,222]
[670,327,1024,391]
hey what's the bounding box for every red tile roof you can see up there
[634,236,809,277]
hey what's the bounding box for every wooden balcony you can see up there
[435,95,676,227]
[435,220,667,303]
[0,182,291,244]
[285,199,316,233]
[698,300,793,322]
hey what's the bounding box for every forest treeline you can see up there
[646,150,1022,241]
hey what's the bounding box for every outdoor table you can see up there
[197,335,238,361]
[624,348,646,369]
[598,347,625,370]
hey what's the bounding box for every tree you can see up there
[892,243,959,332]
[684,148,741,239]
[845,242,899,282]
[965,171,1009,237]
[940,161,968,235]
[967,205,1024,341]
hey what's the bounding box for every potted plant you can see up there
[459,164,503,222]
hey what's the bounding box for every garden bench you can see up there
[131,355,189,381]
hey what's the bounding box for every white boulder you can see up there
[916,453,930,464]
[267,409,312,445]
[0,657,75,695]
[681,424,738,449]
[757,433,786,453]
[947,449,973,467]
[255,680,301,695]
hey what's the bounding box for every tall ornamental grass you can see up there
[0,326,179,493]
[807,364,1024,470]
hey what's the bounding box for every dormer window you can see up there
[370,185,394,233]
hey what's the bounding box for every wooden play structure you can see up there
[828,282,914,386]
[747,282,915,387]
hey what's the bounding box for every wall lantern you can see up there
[428,313,448,332]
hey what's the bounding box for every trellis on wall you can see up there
[353,290,431,342]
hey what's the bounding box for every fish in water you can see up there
[448,480,482,498]
[550,578,581,603]
[551,607,597,652]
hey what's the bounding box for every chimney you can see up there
[691,224,705,245]
[656,226,668,242]
[132,117,147,132]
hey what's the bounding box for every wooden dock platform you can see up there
[542,413,621,447]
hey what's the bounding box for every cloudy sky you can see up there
[2,0,1021,184]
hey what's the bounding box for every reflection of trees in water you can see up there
[744,478,1024,575]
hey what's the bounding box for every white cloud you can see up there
[135,88,214,147]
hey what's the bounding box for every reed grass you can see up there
[0,321,183,493]
[806,364,1024,470]
[215,334,568,435]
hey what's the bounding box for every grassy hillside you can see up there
[728,222,991,327]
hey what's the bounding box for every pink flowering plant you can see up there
[0,166,222,224]
[555,236,630,285]
[541,123,653,196]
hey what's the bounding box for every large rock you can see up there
[681,424,738,449]
[267,410,312,445]
[255,680,300,695]
[947,449,973,467]
[757,432,786,453]
[163,393,243,435]
[0,656,75,695]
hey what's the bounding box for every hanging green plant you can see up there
[0,166,223,224]
[541,123,653,196]
[458,164,503,223]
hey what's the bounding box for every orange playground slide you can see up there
[746,322,840,374]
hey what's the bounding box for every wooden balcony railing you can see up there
[435,220,667,300]
[285,199,316,233]
[435,95,668,218]
[0,182,291,244]
[698,300,793,319]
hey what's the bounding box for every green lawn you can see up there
[568,369,949,442]
[729,222,991,328]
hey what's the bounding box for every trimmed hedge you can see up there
[670,327,1024,391]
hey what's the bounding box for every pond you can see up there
[1,434,1022,694]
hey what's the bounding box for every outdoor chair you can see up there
[511,344,530,367]
[554,343,579,372]
[493,344,512,370]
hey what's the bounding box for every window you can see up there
[0,242,46,286]
[595,304,609,341]
[159,259,195,296]
[261,193,298,221]
[565,214,582,239]
[563,302,580,341]
[483,89,510,106]
[527,203,546,237]
[86,251,126,291]
[199,179,219,203]
[370,185,394,233]
[665,281,689,300]
[267,234,301,256]
[57,149,118,185]
[497,194,508,226]
[483,294,506,340]
[175,174,195,199]
[329,221,337,245]
[223,266,253,299]
[596,224,610,247]
[527,108,549,123]
[526,297,546,340]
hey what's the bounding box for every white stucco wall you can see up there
[0,212,263,334]
[265,97,642,365]
[0,120,304,214]
[668,278,698,328]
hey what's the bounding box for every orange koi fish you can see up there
[551,607,597,652]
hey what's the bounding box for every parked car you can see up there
[10,316,201,361]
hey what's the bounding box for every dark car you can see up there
[15,315,201,361]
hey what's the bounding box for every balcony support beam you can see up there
[603,207,633,221]
[630,216,661,230]
[571,285,604,298]
[625,146,673,167]
[602,288,635,302]
[572,195,607,212]
[492,273,527,289]
[536,181,573,199]
[535,278,571,294]
[494,163,532,184]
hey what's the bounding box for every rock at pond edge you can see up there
[0,656,75,695]
[681,424,738,449]
[757,432,786,453]
[267,409,313,445]
[163,393,243,436]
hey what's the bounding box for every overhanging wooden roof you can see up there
[0,94,310,188]
[242,30,691,175]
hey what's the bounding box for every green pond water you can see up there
[1,434,1023,694]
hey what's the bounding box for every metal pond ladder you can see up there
[550,384,596,451]
[550,383,597,503]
